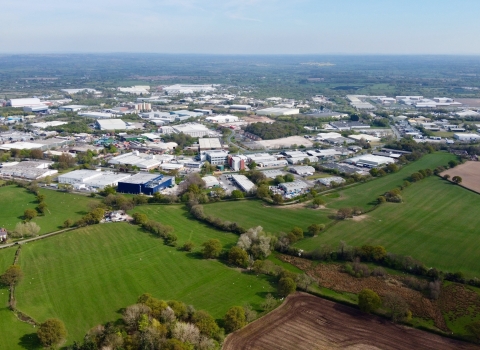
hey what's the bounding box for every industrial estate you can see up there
[1,55,480,350]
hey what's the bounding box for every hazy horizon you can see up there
[2,0,480,55]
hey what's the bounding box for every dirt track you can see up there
[440,161,480,193]
[223,293,477,350]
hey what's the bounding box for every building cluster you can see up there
[347,95,464,110]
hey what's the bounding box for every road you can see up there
[390,124,402,140]
[0,227,75,250]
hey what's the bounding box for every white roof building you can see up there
[108,151,163,170]
[205,115,239,123]
[256,107,300,116]
[231,174,256,192]
[0,161,57,180]
[317,176,346,186]
[30,121,68,129]
[289,165,315,175]
[345,154,395,167]
[163,84,216,95]
[453,133,480,141]
[279,180,309,193]
[118,86,150,95]
[202,175,220,188]
[348,134,381,143]
[58,105,88,112]
[172,123,212,138]
[96,119,127,130]
[8,98,42,108]
[79,112,114,119]
[61,88,100,95]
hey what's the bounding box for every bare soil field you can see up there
[241,115,275,124]
[223,293,476,350]
[282,256,448,331]
[440,161,480,193]
[255,136,313,149]
[455,99,480,108]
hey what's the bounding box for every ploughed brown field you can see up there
[223,293,476,350]
[440,161,480,193]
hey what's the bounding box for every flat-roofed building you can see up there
[345,154,395,168]
[317,176,346,186]
[279,180,309,194]
[202,175,220,188]
[205,115,239,123]
[172,123,212,138]
[205,150,229,165]
[231,174,255,192]
[199,138,222,151]
[289,165,315,176]
[256,107,299,116]
[8,98,41,107]
[108,151,163,170]
[117,173,174,195]
[58,105,88,112]
[261,169,284,178]
[96,119,127,130]
[0,161,57,180]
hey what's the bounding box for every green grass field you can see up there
[0,247,41,350]
[0,186,98,235]
[203,153,457,235]
[14,223,275,344]
[325,152,457,210]
[297,175,480,278]
[203,200,332,234]
[130,205,239,248]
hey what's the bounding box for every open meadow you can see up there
[297,175,480,278]
[203,200,332,234]
[0,186,98,234]
[130,204,239,248]
[0,247,40,350]
[14,223,275,344]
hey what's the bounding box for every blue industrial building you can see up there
[117,173,174,195]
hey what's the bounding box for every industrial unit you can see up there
[58,169,131,190]
[231,174,255,192]
[0,161,58,180]
[256,107,299,116]
[198,138,222,151]
[204,150,229,165]
[117,173,174,195]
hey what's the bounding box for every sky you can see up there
[2,0,480,54]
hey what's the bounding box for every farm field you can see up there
[203,200,332,234]
[14,223,275,344]
[297,175,480,278]
[223,292,476,350]
[440,161,480,194]
[326,152,457,210]
[130,204,239,248]
[0,186,98,234]
[203,153,456,235]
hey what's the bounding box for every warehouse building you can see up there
[287,156,318,165]
[7,98,42,108]
[279,181,309,195]
[454,133,480,142]
[58,105,88,112]
[231,174,255,192]
[289,165,315,176]
[261,169,284,178]
[205,115,239,123]
[58,169,103,184]
[0,161,58,180]
[256,107,299,116]
[317,176,346,186]
[172,123,212,137]
[96,119,127,130]
[198,138,222,151]
[23,105,49,113]
[58,169,132,190]
[79,112,113,119]
[117,173,174,195]
[108,151,165,171]
[345,154,395,168]
[202,175,220,188]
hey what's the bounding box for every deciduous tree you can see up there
[223,306,246,333]
[37,318,67,348]
[358,288,381,313]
